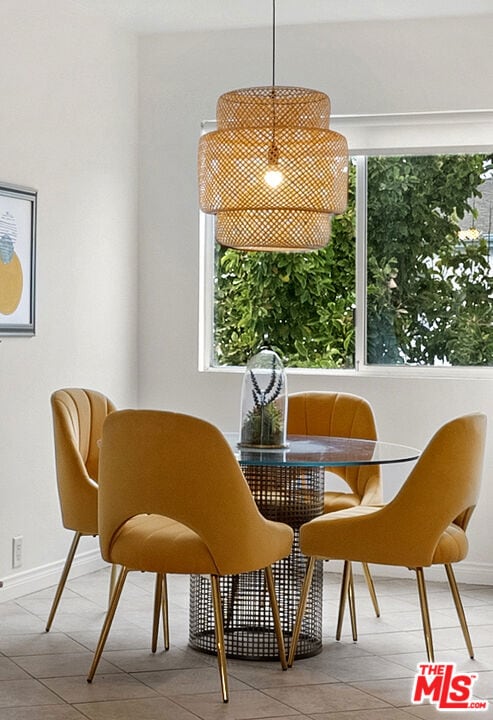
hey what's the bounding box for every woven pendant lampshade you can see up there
[198,85,349,252]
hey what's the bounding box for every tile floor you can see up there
[0,566,491,719]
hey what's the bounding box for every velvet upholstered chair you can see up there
[48,389,170,652]
[48,389,169,650]
[87,409,294,703]
[287,391,382,638]
[47,389,118,631]
[288,412,487,666]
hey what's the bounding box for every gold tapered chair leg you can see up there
[445,563,474,658]
[87,566,129,683]
[416,567,434,662]
[336,560,352,641]
[151,573,163,653]
[348,563,358,641]
[362,562,380,617]
[151,574,170,652]
[211,575,229,703]
[288,556,316,667]
[108,563,118,606]
[161,574,170,651]
[264,566,287,670]
[45,531,82,632]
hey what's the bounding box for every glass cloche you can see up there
[239,343,287,448]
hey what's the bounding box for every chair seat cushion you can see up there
[300,506,468,568]
[109,514,219,574]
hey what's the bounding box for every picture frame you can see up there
[0,183,37,336]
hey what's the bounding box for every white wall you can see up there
[0,0,139,595]
[138,15,493,583]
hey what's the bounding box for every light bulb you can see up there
[264,167,284,188]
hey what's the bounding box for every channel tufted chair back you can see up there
[287,391,383,636]
[52,388,115,533]
[46,388,116,631]
[48,390,170,653]
[288,391,382,509]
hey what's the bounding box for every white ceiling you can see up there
[70,0,493,34]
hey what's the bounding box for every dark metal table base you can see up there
[189,464,324,660]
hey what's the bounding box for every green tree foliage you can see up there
[213,153,493,368]
[367,154,493,365]
[214,162,356,368]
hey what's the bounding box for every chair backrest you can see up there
[51,388,116,534]
[98,409,291,575]
[287,391,381,504]
[376,412,487,566]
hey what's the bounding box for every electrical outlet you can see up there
[12,536,22,568]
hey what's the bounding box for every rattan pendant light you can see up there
[198,0,349,252]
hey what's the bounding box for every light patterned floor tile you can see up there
[227,659,338,688]
[133,666,250,696]
[475,670,493,700]
[65,627,158,652]
[402,701,493,719]
[310,708,419,719]
[327,631,426,656]
[386,647,493,672]
[102,646,215,673]
[0,633,88,657]
[307,654,415,683]
[263,682,390,714]
[0,658,32,681]
[12,653,121,679]
[0,706,86,720]
[406,624,493,652]
[74,696,202,719]
[169,688,301,719]
[350,676,427,707]
[0,679,64,708]
[0,611,45,635]
[40,673,158,704]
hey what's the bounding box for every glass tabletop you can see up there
[224,433,420,468]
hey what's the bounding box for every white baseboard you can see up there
[325,560,493,585]
[1,553,491,604]
[0,549,107,603]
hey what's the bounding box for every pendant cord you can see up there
[269,0,277,158]
[272,0,276,88]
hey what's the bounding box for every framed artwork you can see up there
[0,183,37,336]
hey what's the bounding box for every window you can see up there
[366,153,493,366]
[199,113,493,372]
[212,161,356,369]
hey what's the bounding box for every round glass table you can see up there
[189,434,420,661]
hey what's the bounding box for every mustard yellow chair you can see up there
[47,388,117,631]
[288,413,487,666]
[48,389,169,650]
[287,391,382,637]
[87,409,294,703]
